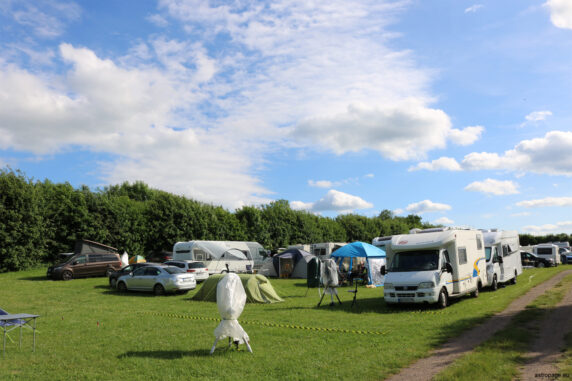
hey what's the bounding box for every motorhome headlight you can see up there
[383,283,394,290]
[418,282,435,289]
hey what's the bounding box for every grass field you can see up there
[434,273,572,381]
[0,267,568,380]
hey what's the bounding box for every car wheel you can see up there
[105,268,114,277]
[538,262,545,268]
[491,275,498,291]
[62,270,73,281]
[472,282,480,298]
[154,284,166,296]
[117,282,127,293]
[110,278,117,288]
[437,288,448,309]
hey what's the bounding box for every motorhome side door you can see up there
[441,250,453,295]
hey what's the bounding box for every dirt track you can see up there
[386,270,572,381]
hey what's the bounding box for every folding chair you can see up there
[347,280,359,308]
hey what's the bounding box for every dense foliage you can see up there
[0,169,434,272]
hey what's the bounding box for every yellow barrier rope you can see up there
[139,311,386,335]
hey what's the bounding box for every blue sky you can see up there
[1,0,572,235]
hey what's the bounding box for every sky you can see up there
[1,0,572,236]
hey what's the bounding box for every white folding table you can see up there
[0,313,39,356]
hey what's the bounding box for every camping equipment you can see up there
[128,255,146,264]
[192,274,283,303]
[317,259,341,307]
[331,242,386,286]
[258,248,315,279]
[0,308,39,356]
[210,273,252,354]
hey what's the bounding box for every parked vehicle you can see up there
[163,260,210,282]
[145,251,173,263]
[108,262,155,288]
[521,251,553,268]
[383,228,486,308]
[116,265,196,295]
[172,241,266,274]
[47,252,122,280]
[481,229,523,290]
[532,244,560,266]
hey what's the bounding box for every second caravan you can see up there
[383,228,486,308]
[172,241,268,274]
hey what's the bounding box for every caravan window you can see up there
[458,247,467,265]
[476,235,482,250]
[314,248,326,257]
[194,249,207,261]
[502,245,509,257]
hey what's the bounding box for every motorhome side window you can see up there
[502,245,509,257]
[458,247,467,265]
[476,235,482,250]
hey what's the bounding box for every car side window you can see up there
[74,255,87,264]
[133,268,146,276]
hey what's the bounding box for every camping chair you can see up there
[347,280,359,308]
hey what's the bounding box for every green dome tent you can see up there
[192,274,283,303]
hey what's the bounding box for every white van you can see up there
[481,230,523,290]
[532,243,561,267]
[172,241,265,274]
[383,228,486,308]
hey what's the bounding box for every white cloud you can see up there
[545,0,572,30]
[434,217,454,225]
[522,221,572,235]
[411,131,572,177]
[308,180,336,188]
[403,200,452,215]
[525,110,552,122]
[511,212,531,217]
[447,126,484,146]
[517,197,572,208]
[291,189,373,213]
[292,100,452,161]
[409,157,462,172]
[464,178,519,195]
[364,173,374,178]
[1,0,81,38]
[464,4,484,13]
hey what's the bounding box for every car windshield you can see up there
[164,266,184,274]
[188,262,206,269]
[389,250,439,272]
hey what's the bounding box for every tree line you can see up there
[1,169,433,272]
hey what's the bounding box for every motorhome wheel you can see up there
[511,272,517,285]
[491,275,498,291]
[438,289,448,309]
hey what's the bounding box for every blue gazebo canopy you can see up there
[331,242,386,259]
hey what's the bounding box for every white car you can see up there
[116,265,196,295]
[164,260,210,282]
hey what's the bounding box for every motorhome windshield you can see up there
[389,250,439,272]
[485,247,492,261]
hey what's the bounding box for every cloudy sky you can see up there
[1,0,572,235]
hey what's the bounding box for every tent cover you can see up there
[258,248,315,278]
[192,274,283,303]
[331,241,386,286]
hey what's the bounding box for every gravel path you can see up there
[386,270,572,381]
[516,278,572,381]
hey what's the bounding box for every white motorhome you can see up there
[481,229,523,290]
[532,243,561,266]
[383,228,486,308]
[172,241,269,274]
[372,236,392,252]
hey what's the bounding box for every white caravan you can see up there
[172,241,268,274]
[532,243,561,266]
[481,230,523,290]
[383,228,486,308]
[287,242,347,258]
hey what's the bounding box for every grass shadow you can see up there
[118,349,211,359]
[18,276,50,282]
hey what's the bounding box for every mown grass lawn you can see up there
[0,267,567,380]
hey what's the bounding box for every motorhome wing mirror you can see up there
[494,256,503,264]
[380,266,386,275]
[445,263,453,273]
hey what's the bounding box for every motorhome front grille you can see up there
[395,286,418,291]
[396,293,416,298]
